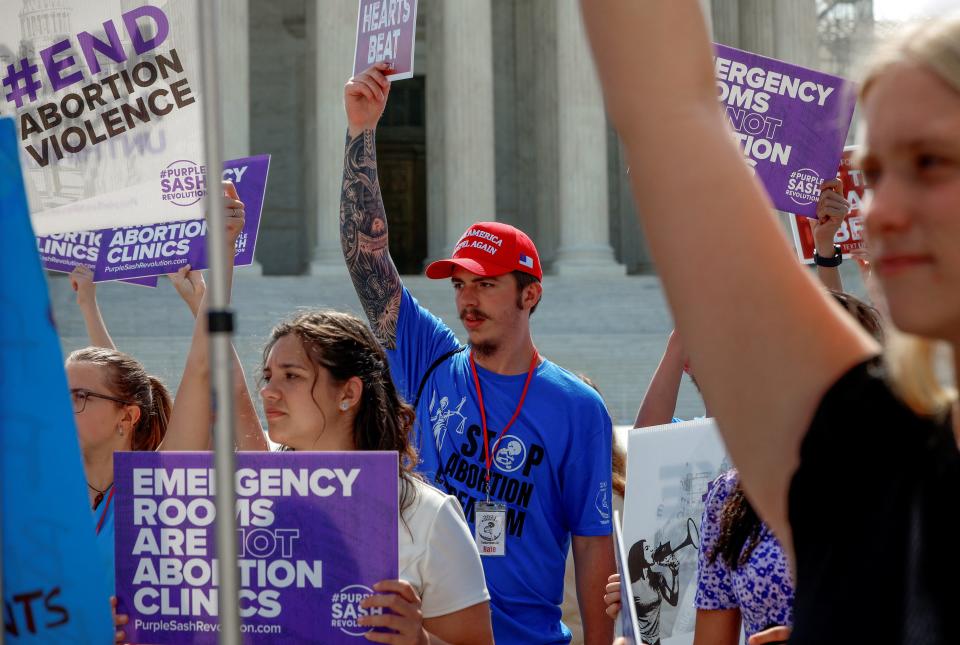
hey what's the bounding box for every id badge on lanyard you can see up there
[475,500,507,556]
[469,348,539,558]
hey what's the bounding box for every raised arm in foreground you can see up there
[578,0,878,549]
[340,63,403,349]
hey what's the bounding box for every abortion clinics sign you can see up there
[714,44,856,217]
[623,419,731,645]
[114,452,399,643]
[790,147,868,263]
[35,155,269,282]
[354,0,419,81]
[0,1,206,235]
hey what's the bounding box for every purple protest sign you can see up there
[114,451,399,644]
[354,0,419,81]
[714,44,856,217]
[36,232,158,287]
[91,155,270,282]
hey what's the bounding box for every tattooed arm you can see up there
[340,63,403,349]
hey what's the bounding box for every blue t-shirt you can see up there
[386,288,613,645]
[94,490,116,595]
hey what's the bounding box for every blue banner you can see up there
[0,117,113,641]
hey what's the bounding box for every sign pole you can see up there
[197,1,241,643]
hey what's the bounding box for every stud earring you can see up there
[339,401,350,411]
[118,426,124,437]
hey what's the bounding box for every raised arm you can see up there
[340,63,403,349]
[160,183,267,452]
[70,265,116,350]
[635,330,687,427]
[578,1,878,548]
[809,178,850,293]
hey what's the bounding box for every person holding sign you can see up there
[340,63,615,645]
[580,3,960,643]
[807,178,852,293]
[166,228,494,642]
[66,347,173,572]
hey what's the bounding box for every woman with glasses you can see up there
[66,348,172,575]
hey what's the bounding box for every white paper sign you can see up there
[623,419,732,645]
[0,1,206,235]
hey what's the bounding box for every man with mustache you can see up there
[339,63,615,645]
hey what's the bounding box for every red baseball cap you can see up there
[425,221,543,281]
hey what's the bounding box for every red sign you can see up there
[353,0,419,81]
[790,147,870,264]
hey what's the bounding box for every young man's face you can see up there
[451,267,533,357]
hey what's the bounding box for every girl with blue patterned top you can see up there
[695,470,793,643]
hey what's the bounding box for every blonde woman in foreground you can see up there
[579,2,959,643]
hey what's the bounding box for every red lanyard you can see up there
[469,348,539,500]
[96,486,115,536]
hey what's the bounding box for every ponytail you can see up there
[133,375,172,451]
[67,347,171,451]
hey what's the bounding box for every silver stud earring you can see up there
[339,401,350,411]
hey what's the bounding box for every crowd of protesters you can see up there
[53,3,960,643]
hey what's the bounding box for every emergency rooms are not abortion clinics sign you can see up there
[714,44,856,218]
[114,452,398,643]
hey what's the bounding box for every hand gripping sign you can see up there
[713,44,857,217]
[790,147,869,263]
[114,451,399,644]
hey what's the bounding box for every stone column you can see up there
[739,0,776,57]
[552,0,623,276]
[425,0,497,265]
[774,0,818,67]
[219,0,250,160]
[307,0,356,276]
[219,0,260,273]
[711,0,739,46]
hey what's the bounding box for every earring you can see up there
[118,426,124,437]
[339,401,350,411]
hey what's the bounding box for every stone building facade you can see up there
[6,0,845,276]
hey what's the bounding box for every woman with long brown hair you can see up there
[164,232,494,644]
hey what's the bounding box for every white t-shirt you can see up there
[400,477,491,619]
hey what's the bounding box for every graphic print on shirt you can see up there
[435,422,546,539]
[492,435,526,473]
[428,389,467,451]
[595,481,611,521]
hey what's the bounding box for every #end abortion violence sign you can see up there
[115,451,398,644]
[1,2,208,236]
[354,0,419,81]
[35,155,270,282]
[791,147,869,263]
[714,44,856,217]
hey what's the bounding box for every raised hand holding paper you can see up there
[790,147,868,263]
[354,0,419,81]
